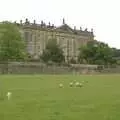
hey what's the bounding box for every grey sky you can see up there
[0,0,120,48]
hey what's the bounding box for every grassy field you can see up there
[0,74,120,120]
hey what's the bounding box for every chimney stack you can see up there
[49,22,51,26]
[91,28,93,32]
[25,18,28,23]
[41,20,43,25]
[20,20,22,25]
[85,28,88,31]
[33,20,36,24]
[74,26,76,30]
[52,24,54,27]
[63,18,65,24]
[80,27,82,31]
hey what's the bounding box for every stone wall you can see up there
[1,62,119,74]
[0,62,98,74]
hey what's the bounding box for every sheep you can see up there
[59,83,63,88]
[69,82,73,87]
[6,92,12,100]
[75,82,83,87]
[79,83,83,87]
[75,82,80,87]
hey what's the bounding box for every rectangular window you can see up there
[30,33,32,41]
[38,46,40,49]
[27,45,34,54]
[24,32,29,42]
[73,39,76,57]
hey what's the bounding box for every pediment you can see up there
[56,24,74,33]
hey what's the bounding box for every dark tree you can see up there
[0,21,26,73]
[40,39,65,63]
[78,40,116,65]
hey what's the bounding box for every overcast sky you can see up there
[0,0,120,48]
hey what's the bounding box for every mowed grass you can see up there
[0,75,120,120]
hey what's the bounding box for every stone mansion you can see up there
[19,18,94,61]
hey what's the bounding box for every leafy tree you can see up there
[111,48,120,65]
[0,21,26,73]
[69,58,77,64]
[112,48,120,58]
[78,40,116,65]
[40,39,65,63]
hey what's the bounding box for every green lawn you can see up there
[0,74,120,120]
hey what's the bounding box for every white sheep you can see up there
[75,82,80,87]
[6,92,12,100]
[69,82,73,87]
[75,82,83,87]
[79,83,83,87]
[59,83,63,88]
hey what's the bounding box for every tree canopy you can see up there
[78,40,116,65]
[0,21,26,73]
[0,21,26,62]
[40,39,65,63]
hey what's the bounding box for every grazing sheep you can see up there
[75,82,83,87]
[75,82,80,87]
[59,83,63,88]
[6,92,12,100]
[69,82,73,87]
[79,83,83,87]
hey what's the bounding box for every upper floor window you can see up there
[24,32,29,42]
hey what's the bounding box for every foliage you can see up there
[40,39,65,63]
[112,48,120,57]
[78,40,117,65]
[0,21,26,73]
[69,58,77,64]
[0,21,26,62]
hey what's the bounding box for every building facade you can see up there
[19,18,94,61]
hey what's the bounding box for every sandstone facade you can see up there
[19,18,94,61]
